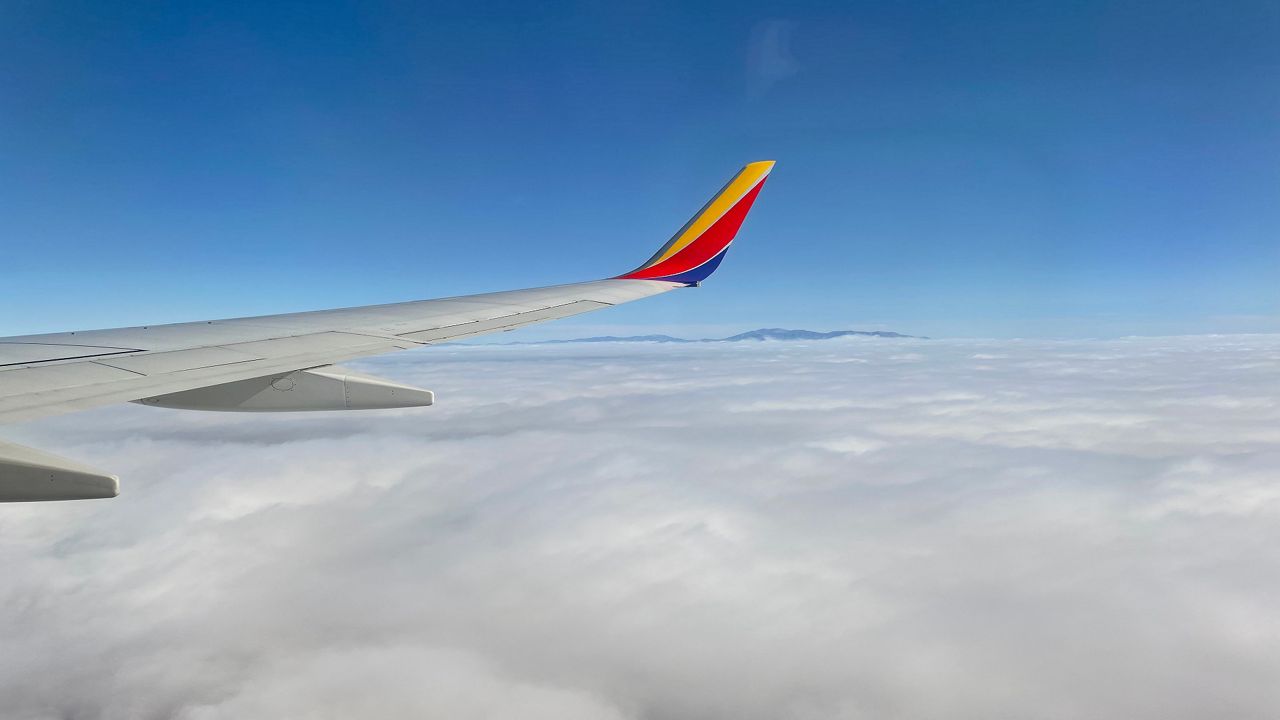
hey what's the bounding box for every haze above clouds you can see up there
[3,336,1279,719]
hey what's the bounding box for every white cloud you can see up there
[178,646,627,720]
[2,335,1280,719]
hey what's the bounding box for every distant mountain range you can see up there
[494,328,922,345]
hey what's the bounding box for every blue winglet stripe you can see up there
[645,246,731,285]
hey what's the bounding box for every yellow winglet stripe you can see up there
[645,161,775,268]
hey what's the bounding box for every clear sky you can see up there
[2,0,1277,338]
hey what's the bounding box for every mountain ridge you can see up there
[489,328,923,345]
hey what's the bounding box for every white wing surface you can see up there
[0,279,675,425]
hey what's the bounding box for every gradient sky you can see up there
[3,0,1277,339]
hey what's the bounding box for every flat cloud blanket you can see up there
[2,335,1278,719]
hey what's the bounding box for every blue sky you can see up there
[2,0,1277,338]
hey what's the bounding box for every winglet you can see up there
[618,161,774,284]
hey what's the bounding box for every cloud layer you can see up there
[3,335,1280,719]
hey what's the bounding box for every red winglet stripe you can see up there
[619,180,766,280]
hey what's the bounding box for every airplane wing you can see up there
[0,161,774,501]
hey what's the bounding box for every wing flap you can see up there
[4,362,144,394]
[222,331,409,359]
[397,300,610,343]
[95,346,261,375]
[0,343,142,367]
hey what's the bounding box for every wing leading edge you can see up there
[0,161,774,500]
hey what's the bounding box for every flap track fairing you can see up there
[133,366,434,412]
